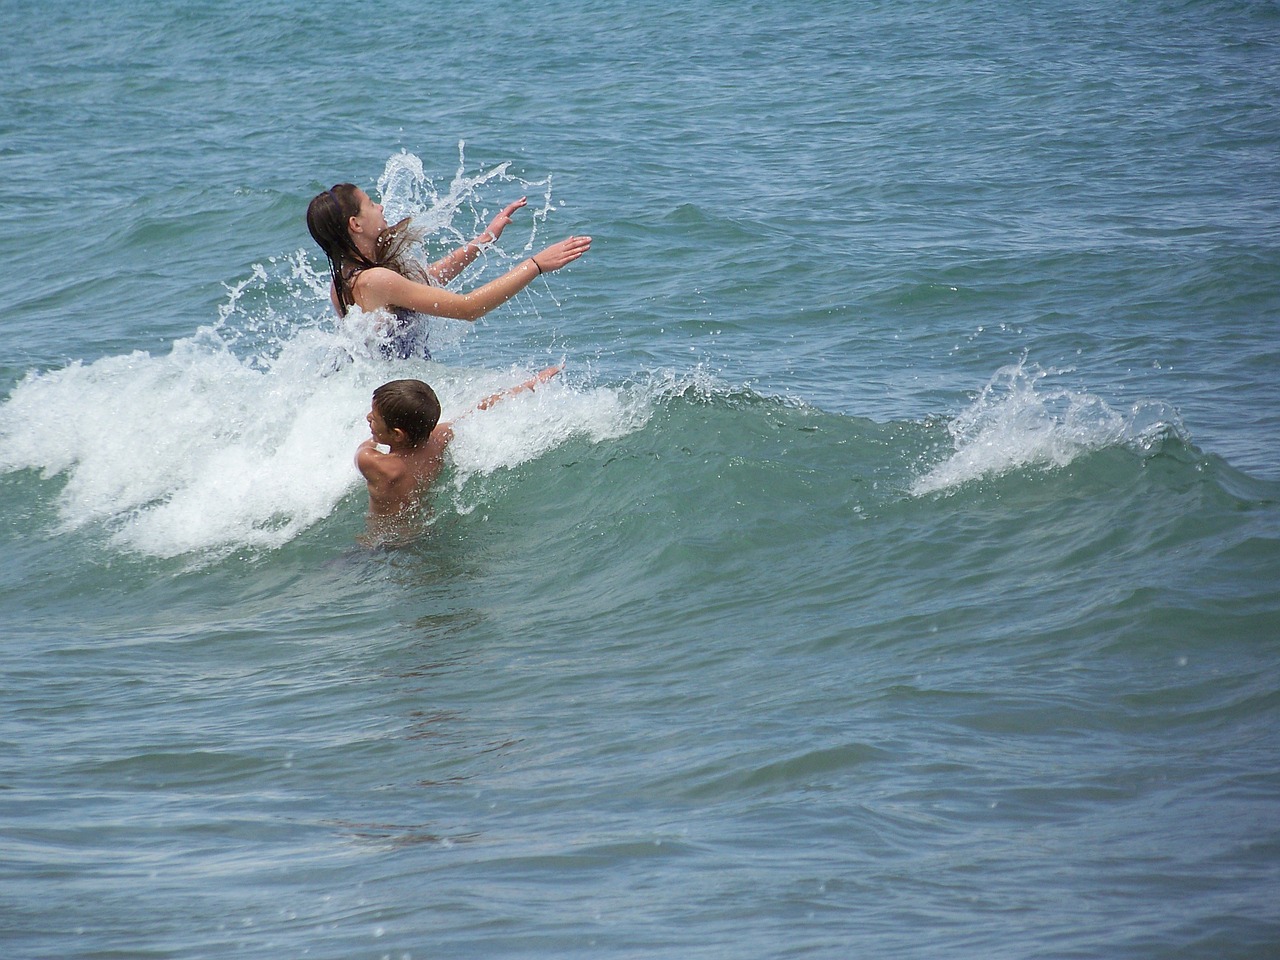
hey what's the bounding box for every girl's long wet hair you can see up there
[306,183,430,316]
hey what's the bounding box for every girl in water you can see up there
[306,183,591,359]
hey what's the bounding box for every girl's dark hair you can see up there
[372,379,441,446]
[306,183,367,315]
[306,184,430,316]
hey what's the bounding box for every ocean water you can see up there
[2,1,1278,958]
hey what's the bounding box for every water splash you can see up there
[911,357,1188,496]
[0,326,660,561]
[377,142,554,257]
[0,149,623,561]
[203,145,554,369]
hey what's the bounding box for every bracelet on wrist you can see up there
[529,257,543,275]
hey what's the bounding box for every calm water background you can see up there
[2,2,1278,958]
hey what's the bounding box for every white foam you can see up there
[0,333,370,558]
[446,372,643,479]
[0,324,657,559]
[911,357,1186,496]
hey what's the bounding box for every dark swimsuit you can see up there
[343,267,433,361]
[379,306,432,361]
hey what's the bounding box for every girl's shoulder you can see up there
[350,264,435,315]
[348,264,401,296]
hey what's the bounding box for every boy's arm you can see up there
[474,364,562,412]
[356,432,452,511]
[355,438,380,476]
[419,423,454,472]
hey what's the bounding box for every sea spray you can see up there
[376,144,555,263]
[911,358,1189,496]
[0,336,369,558]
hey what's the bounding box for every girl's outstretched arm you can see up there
[354,236,591,321]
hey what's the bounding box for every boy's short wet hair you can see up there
[372,379,441,446]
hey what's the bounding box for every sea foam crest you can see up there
[911,358,1186,496]
[0,327,653,561]
[0,333,373,559]
[440,366,734,508]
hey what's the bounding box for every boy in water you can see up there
[356,365,561,523]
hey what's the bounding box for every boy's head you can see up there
[371,379,441,446]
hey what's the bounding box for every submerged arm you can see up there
[474,363,563,411]
[450,364,563,425]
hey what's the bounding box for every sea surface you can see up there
[2,2,1278,958]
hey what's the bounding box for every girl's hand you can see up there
[482,197,527,243]
[530,235,593,274]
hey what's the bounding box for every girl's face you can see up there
[349,189,387,238]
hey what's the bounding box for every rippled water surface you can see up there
[2,2,1278,958]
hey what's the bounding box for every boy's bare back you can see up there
[355,424,454,518]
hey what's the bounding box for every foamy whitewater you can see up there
[0,153,648,560]
[2,3,1277,958]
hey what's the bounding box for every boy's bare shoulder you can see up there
[424,422,454,455]
[356,440,409,484]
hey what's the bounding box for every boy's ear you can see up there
[390,426,410,445]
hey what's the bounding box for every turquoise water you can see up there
[2,2,1278,957]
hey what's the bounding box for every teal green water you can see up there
[2,2,1278,958]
